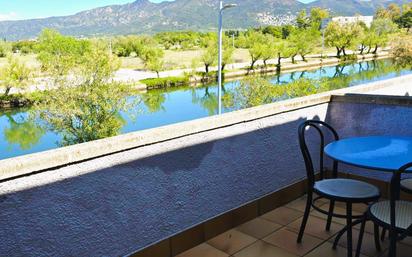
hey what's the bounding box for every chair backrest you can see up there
[389,163,412,233]
[298,120,339,187]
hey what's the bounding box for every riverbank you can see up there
[0,50,392,107]
[139,51,391,90]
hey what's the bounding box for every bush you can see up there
[141,76,189,89]
[0,41,11,57]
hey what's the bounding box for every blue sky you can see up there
[0,0,315,21]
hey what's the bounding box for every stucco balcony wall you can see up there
[0,75,411,257]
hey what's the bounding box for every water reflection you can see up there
[0,58,410,159]
[3,110,45,150]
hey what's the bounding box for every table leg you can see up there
[346,203,353,257]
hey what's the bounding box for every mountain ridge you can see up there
[0,0,406,41]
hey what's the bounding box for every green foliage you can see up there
[141,89,166,113]
[391,35,412,67]
[32,29,134,146]
[325,21,364,57]
[200,40,217,74]
[12,40,37,54]
[0,41,12,58]
[154,31,208,50]
[288,28,320,61]
[36,82,131,146]
[4,112,45,150]
[141,76,189,89]
[223,76,275,109]
[397,10,412,32]
[36,29,91,81]
[238,31,272,70]
[296,8,329,30]
[0,56,32,96]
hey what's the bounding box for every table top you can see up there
[324,136,412,172]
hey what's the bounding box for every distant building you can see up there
[332,16,374,28]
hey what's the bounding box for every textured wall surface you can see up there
[0,103,329,257]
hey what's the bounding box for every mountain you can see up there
[0,0,406,41]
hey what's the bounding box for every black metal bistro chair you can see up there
[356,163,412,257]
[297,120,381,257]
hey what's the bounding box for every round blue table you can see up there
[324,136,412,172]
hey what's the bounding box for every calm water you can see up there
[1,58,411,160]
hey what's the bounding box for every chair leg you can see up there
[374,224,382,251]
[326,200,335,231]
[388,229,397,257]
[297,192,312,243]
[381,228,387,242]
[346,203,353,257]
[355,215,367,257]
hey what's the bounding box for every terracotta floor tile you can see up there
[233,240,299,257]
[329,227,389,257]
[207,229,257,255]
[261,206,303,226]
[236,217,282,239]
[176,243,228,257]
[304,241,368,257]
[263,227,323,256]
[287,215,344,240]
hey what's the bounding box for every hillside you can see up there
[0,0,406,41]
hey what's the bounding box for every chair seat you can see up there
[370,200,412,230]
[401,179,412,194]
[314,179,380,202]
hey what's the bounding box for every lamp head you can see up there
[222,3,237,11]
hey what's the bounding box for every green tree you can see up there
[325,21,364,57]
[200,40,217,74]
[391,35,412,67]
[140,46,164,77]
[0,56,32,96]
[369,18,398,53]
[397,10,412,32]
[36,29,91,85]
[34,35,135,146]
[309,7,330,29]
[288,28,320,62]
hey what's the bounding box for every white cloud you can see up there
[0,12,19,21]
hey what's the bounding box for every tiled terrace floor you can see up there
[176,196,412,257]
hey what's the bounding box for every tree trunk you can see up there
[372,45,378,54]
[336,47,341,58]
[342,47,347,56]
[205,64,209,74]
[250,59,256,70]
[277,54,282,71]
[291,55,296,64]
[221,64,226,72]
[360,45,365,55]
[301,55,307,62]
[3,86,11,96]
[156,71,160,78]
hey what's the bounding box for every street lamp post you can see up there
[218,0,236,115]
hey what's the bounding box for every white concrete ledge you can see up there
[1,73,412,180]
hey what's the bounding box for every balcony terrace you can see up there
[1,74,412,257]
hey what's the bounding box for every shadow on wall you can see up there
[0,113,325,257]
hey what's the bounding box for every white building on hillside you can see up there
[332,16,374,28]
